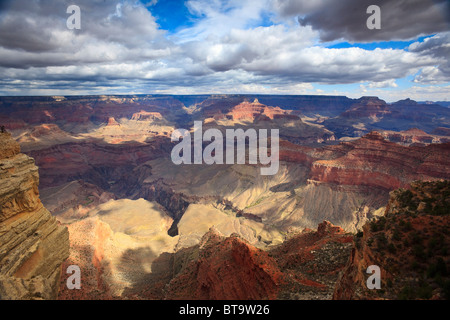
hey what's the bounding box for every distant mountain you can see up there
[322,97,450,138]
[419,101,450,108]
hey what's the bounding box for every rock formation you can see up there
[57,198,178,300]
[109,221,352,300]
[0,132,69,299]
[271,221,353,299]
[165,228,283,300]
[226,99,299,121]
[334,180,450,300]
[309,132,450,190]
[0,94,448,300]
[323,96,450,138]
[378,128,450,146]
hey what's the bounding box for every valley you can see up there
[0,94,448,300]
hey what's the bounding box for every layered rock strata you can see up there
[0,132,69,300]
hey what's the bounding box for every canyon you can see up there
[0,94,448,300]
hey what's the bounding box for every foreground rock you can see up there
[103,221,353,300]
[271,221,353,299]
[334,180,450,300]
[0,132,69,299]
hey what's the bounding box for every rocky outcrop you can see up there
[310,132,450,190]
[378,128,450,146]
[106,117,120,126]
[226,99,299,121]
[56,198,178,300]
[131,111,163,121]
[117,221,352,300]
[0,132,69,300]
[116,221,352,300]
[271,221,353,299]
[432,127,450,136]
[322,97,450,138]
[334,180,450,300]
[165,228,283,300]
[341,96,390,119]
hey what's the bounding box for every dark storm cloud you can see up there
[274,0,450,42]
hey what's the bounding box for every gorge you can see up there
[0,94,448,300]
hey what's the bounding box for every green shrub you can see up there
[392,228,401,241]
[404,221,412,232]
[410,232,422,245]
[413,244,426,260]
[370,220,379,232]
[417,281,433,299]
[377,234,388,250]
[443,280,450,299]
[388,243,397,254]
[398,285,413,300]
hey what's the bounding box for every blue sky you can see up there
[0,0,448,101]
[146,0,196,33]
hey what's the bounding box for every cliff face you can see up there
[341,97,390,119]
[334,180,450,300]
[0,132,69,300]
[378,128,450,146]
[310,132,450,190]
[26,137,171,189]
[165,228,283,300]
[226,99,299,121]
[115,221,352,300]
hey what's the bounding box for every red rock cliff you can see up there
[310,132,450,190]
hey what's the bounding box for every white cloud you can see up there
[365,85,450,102]
[410,32,450,84]
[367,80,398,88]
[177,0,271,41]
[0,0,448,97]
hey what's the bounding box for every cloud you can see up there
[271,0,450,42]
[358,84,450,102]
[176,0,270,41]
[409,32,450,84]
[0,0,448,97]
[144,0,158,7]
[180,24,437,84]
[367,79,398,88]
[0,0,170,68]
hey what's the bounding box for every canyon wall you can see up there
[0,132,69,299]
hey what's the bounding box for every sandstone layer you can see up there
[0,132,69,299]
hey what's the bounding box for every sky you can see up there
[0,0,449,102]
